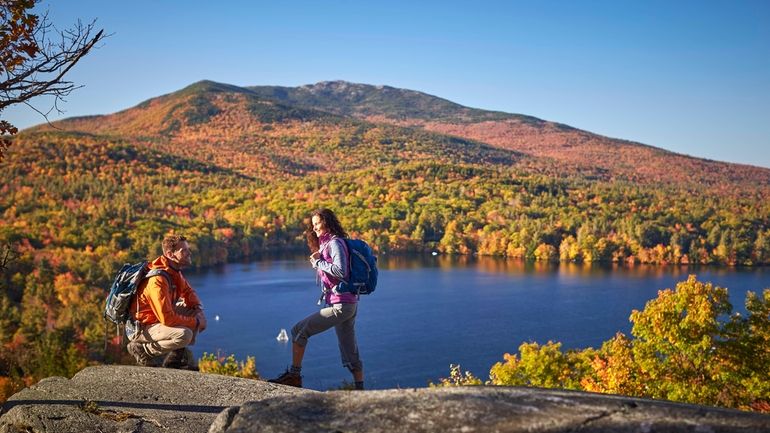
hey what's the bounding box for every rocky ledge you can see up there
[1,366,769,433]
[0,365,306,433]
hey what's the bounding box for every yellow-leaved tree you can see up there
[628,276,733,405]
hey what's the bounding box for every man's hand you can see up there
[196,311,208,333]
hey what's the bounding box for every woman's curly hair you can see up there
[307,208,347,252]
[305,228,320,252]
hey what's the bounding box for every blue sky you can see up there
[5,0,770,168]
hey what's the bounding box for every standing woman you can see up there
[269,208,364,389]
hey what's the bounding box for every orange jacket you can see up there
[129,256,202,329]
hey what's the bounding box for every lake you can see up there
[185,254,770,390]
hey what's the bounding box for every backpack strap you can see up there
[338,238,363,298]
[337,238,351,282]
[145,269,175,289]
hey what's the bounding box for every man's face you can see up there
[169,241,192,268]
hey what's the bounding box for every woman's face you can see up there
[311,215,327,237]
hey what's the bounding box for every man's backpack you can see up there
[337,239,378,295]
[104,261,171,325]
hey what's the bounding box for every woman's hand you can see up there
[309,251,321,263]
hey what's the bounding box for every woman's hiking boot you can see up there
[127,341,154,366]
[268,370,302,388]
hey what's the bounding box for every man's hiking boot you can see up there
[268,370,302,388]
[127,341,153,367]
[162,347,198,370]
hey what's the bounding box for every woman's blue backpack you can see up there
[337,239,378,295]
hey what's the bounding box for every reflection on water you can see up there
[187,254,769,391]
[381,254,768,283]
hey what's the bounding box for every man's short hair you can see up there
[162,234,188,255]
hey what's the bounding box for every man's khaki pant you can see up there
[130,306,197,357]
[132,323,194,357]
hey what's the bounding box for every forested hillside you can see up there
[2,80,770,401]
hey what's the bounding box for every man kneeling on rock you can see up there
[126,234,207,369]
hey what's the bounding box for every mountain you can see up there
[32,79,770,191]
[31,80,525,180]
[249,81,770,189]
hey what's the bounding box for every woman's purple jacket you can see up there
[313,233,357,305]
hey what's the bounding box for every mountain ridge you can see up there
[244,80,770,188]
[22,79,770,190]
[247,80,542,124]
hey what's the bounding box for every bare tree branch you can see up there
[0,1,106,160]
[0,22,104,109]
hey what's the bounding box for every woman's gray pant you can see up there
[291,303,363,373]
